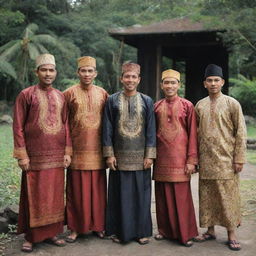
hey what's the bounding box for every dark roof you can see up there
[109,17,220,36]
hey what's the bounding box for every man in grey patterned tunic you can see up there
[102,62,156,244]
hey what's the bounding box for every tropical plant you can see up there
[0,23,61,86]
[229,74,256,117]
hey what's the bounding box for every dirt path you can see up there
[3,163,256,256]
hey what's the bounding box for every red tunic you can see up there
[13,84,72,169]
[13,84,72,238]
[153,96,198,182]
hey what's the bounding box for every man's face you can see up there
[204,76,224,95]
[120,71,141,93]
[161,77,180,98]
[77,66,97,86]
[36,64,57,87]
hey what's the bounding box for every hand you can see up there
[64,155,71,168]
[233,163,244,173]
[18,158,30,171]
[144,158,153,169]
[106,157,117,170]
[184,164,196,175]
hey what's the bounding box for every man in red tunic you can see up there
[64,56,108,242]
[153,69,198,246]
[13,53,72,252]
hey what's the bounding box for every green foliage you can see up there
[247,150,256,165]
[0,59,17,79]
[0,0,256,102]
[247,124,256,139]
[0,125,20,208]
[229,75,256,117]
[241,179,256,219]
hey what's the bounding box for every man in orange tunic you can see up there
[13,53,72,252]
[64,56,108,242]
[153,69,198,246]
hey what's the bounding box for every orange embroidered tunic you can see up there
[64,84,108,170]
[13,84,72,170]
[153,96,198,182]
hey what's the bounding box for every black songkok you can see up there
[204,64,223,79]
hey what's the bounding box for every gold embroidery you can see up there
[145,147,156,159]
[118,93,143,138]
[103,146,115,157]
[73,85,104,129]
[13,147,28,159]
[199,177,241,229]
[36,88,63,135]
[115,150,145,170]
[158,100,181,143]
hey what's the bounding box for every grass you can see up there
[0,124,20,208]
[247,150,256,165]
[247,123,256,139]
[241,180,256,220]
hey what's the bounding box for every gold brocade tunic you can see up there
[64,84,108,170]
[195,93,246,180]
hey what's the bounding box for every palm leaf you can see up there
[0,58,17,79]
[35,43,48,54]
[23,23,38,38]
[28,43,40,60]
[0,40,19,54]
[0,42,21,61]
[32,34,58,46]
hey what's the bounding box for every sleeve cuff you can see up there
[103,146,114,157]
[65,146,73,156]
[186,156,198,165]
[13,147,29,160]
[144,147,156,159]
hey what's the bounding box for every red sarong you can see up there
[66,169,106,233]
[155,181,198,244]
[17,168,65,243]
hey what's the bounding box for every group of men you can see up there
[12,53,246,253]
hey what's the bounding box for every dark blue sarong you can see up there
[106,169,152,242]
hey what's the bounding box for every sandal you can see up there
[137,238,150,245]
[183,240,193,247]
[45,237,66,247]
[193,232,216,242]
[65,232,78,243]
[65,236,77,243]
[21,241,33,253]
[154,234,165,241]
[93,231,105,239]
[111,235,121,244]
[227,240,241,251]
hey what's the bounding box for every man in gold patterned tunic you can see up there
[103,62,156,244]
[13,54,72,252]
[194,64,247,251]
[64,56,108,242]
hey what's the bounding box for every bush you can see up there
[229,75,256,117]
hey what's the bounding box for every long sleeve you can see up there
[144,97,156,159]
[102,96,115,157]
[186,104,198,165]
[62,99,72,156]
[232,101,247,163]
[13,92,29,160]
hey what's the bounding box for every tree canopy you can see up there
[0,0,255,111]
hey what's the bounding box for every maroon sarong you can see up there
[155,181,198,244]
[66,169,106,233]
[17,168,65,243]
